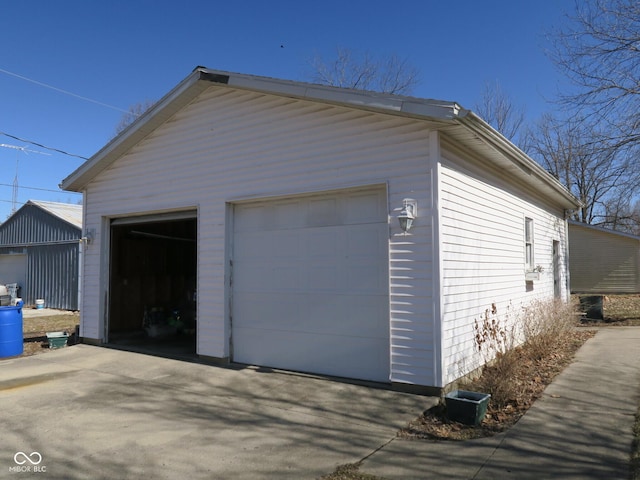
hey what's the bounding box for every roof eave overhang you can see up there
[453,111,582,210]
[60,67,582,211]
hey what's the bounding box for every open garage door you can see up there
[108,212,197,358]
[232,187,390,382]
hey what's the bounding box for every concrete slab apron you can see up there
[0,345,428,479]
[361,327,640,480]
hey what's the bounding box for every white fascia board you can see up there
[225,70,461,121]
[457,111,582,210]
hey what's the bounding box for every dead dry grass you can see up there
[595,294,640,326]
[399,328,594,441]
[21,312,80,356]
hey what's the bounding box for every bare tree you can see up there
[114,100,156,136]
[526,113,640,228]
[550,0,640,151]
[545,0,640,232]
[309,47,420,95]
[474,81,526,144]
[602,196,640,234]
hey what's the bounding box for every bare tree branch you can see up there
[544,0,640,232]
[114,100,156,136]
[308,47,420,95]
[550,0,640,150]
[527,113,640,229]
[474,81,526,144]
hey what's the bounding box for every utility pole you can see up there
[0,143,51,213]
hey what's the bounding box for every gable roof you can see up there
[60,67,581,210]
[25,200,82,229]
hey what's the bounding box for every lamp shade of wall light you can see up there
[398,199,417,232]
[82,228,95,245]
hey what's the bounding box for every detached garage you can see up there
[569,221,640,294]
[61,68,580,391]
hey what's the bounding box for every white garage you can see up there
[60,68,581,392]
[232,187,390,382]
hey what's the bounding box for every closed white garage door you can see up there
[232,187,390,382]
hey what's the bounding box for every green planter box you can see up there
[445,390,491,425]
[46,331,69,349]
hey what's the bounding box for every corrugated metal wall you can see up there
[26,243,79,310]
[0,203,81,309]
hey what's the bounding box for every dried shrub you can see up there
[473,303,515,357]
[519,298,578,361]
[469,298,579,409]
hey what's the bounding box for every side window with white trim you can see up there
[525,217,534,270]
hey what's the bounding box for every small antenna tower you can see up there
[0,143,51,213]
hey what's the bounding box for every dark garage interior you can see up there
[108,216,197,358]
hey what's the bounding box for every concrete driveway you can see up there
[0,345,429,479]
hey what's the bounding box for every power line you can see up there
[0,183,81,194]
[0,143,50,156]
[0,131,89,160]
[0,67,132,115]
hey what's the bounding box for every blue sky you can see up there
[0,0,575,221]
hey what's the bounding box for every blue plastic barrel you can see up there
[0,301,23,358]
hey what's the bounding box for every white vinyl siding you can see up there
[80,86,437,385]
[569,223,640,294]
[439,152,569,386]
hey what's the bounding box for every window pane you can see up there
[525,218,533,242]
[526,244,533,267]
[525,217,534,268]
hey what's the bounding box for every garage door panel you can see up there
[347,224,386,255]
[346,266,386,293]
[235,292,386,337]
[308,197,339,226]
[233,187,390,382]
[233,293,301,331]
[273,201,303,229]
[235,231,301,258]
[234,328,390,382]
[345,191,386,223]
[306,228,339,257]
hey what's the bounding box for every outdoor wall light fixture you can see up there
[81,228,95,245]
[398,199,417,232]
